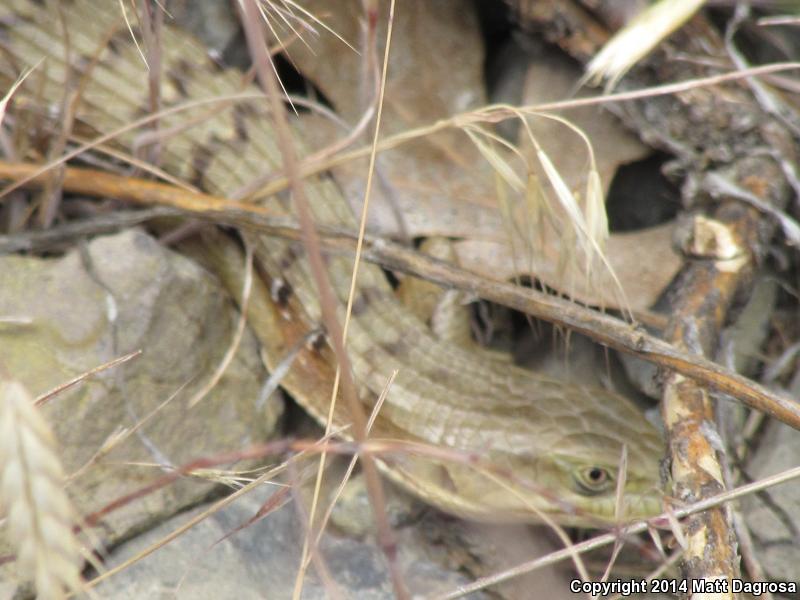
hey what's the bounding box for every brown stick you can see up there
[3,160,800,433]
[660,200,759,594]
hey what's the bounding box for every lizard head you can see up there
[512,394,666,527]
[432,434,663,527]
[391,385,666,527]
[396,439,664,527]
[534,437,665,526]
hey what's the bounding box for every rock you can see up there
[94,484,482,599]
[741,418,800,582]
[0,230,282,585]
[326,471,422,539]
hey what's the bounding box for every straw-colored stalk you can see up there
[0,380,83,599]
[585,0,707,88]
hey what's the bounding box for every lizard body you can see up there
[0,0,664,525]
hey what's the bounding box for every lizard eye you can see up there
[573,466,614,495]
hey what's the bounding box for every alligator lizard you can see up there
[0,0,664,526]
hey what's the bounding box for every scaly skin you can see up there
[0,0,664,526]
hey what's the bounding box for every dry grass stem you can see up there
[512,108,629,312]
[256,328,323,410]
[256,0,313,55]
[0,91,267,200]
[236,63,800,202]
[3,3,796,597]
[292,0,397,595]
[0,60,42,126]
[607,551,684,600]
[758,15,800,26]
[287,463,343,600]
[82,433,338,590]
[68,381,188,483]
[236,0,407,596]
[117,0,148,70]
[34,350,141,407]
[0,379,83,599]
[3,61,796,206]
[297,371,397,586]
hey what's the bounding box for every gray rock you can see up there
[0,230,282,585]
[94,484,482,599]
[742,418,800,583]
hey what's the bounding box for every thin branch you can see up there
[3,161,800,432]
[0,207,177,253]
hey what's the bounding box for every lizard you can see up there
[0,0,665,527]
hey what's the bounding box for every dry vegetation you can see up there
[1,1,800,599]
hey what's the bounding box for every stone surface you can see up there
[94,484,484,599]
[327,471,422,539]
[742,418,800,583]
[0,230,282,585]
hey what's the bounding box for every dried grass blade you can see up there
[463,127,526,193]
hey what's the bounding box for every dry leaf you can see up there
[289,0,504,237]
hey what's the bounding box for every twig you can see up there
[661,210,752,593]
[0,207,178,253]
[3,161,800,431]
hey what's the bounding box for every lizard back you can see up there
[0,0,664,524]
